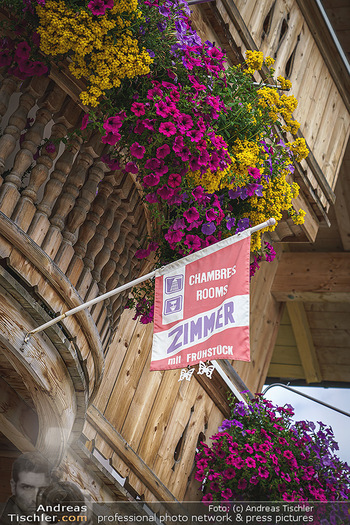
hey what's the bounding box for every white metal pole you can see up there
[24,268,158,341]
[24,218,276,341]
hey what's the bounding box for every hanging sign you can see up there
[151,229,251,371]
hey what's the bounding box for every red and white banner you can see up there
[151,229,251,371]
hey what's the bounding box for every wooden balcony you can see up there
[0,58,150,463]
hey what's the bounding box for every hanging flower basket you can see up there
[1,1,309,323]
[195,396,350,504]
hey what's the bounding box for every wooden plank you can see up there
[247,1,275,46]
[120,352,163,448]
[286,302,322,383]
[275,323,297,346]
[136,369,182,464]
[319,364,350,383]
[93,309,138,411]
[267,363,305,379]
[312,329,350,348]
[151,379,200,486]
[86,405,178,504]
[317,347,350,366]
[301,58,333,150]
[273,4,305,77]
[295,0,350,113]
[334,146,350,251]
[272,252,350,301]
[103,321,153,431]
[304,301,350,313]
[307,311,350,330]
[167,390,209,499]
[272,345,301,365]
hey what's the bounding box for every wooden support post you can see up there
[286,302,322,383]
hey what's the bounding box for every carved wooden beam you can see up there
[272,252,350,302]
[286,302,322,383]
[86,405,179,504]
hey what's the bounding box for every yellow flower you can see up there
[36,0,152,107]
[245,50,264,71]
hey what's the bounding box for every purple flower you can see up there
[201,222,216,236]
[235,218,250,233]
[157,21,167,32]
[226,217,236,231]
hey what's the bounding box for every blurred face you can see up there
[11,471,49,515]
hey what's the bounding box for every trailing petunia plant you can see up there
[195,396,350,504]
[1,1,309,323]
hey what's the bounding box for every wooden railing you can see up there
[0,68,150,356]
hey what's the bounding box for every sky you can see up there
[262,384,350,465]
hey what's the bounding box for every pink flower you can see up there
[156,144,170,159]
[15,41,31,60]
[88,0,113,16]
[187,129,203,142]
[208,46,225,60]
[45,142,56,153]
[101,131,121,145]
[145,158,161,170]
[205,208,217,222]
[81,114,89,130]
[168,173,181,188]
[202,493,213,503]
[237,478,247,490]
[195,470,205,482]
[157,185,174,200]
[32,61,48,76]
[223,468,236,480]
[176,113,193,131]
[101,155,120,171]
[130,142,145,159]
[184,234,201,252]
[164,229,184,244]
[183,207,199,223]
[221,488,233,500]
[155,100,173,118]
[249,476,259,485]
[145,193,158,204]
[248,166,261,179]
[154,164,168,176]
[103,113,125,133]
[147,86,163,100]
[159,121,177,137]
[143,173,160,187]
[135,248,151,259]
[124,162,138,174]
[131,102,146,116]
[245,457,256,468]
[0,50,12,67]
[258,466,269,479]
